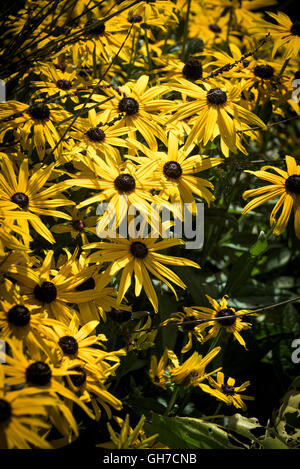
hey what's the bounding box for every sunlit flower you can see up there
[199,371,254,411]
[242,155,300,238]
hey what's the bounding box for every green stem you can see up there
[144,26,152,72]
[164,387,179,416]
[279,58,290,76]
[226,7,233,46]
[208,329,222,353]
[181,0,192,62]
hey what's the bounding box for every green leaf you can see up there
[249,231,268,256]
[273,377,300,448]
[186,38,204,55]
[145,413,245,449]
[225,232,269,294]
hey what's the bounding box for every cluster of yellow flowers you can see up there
[0,0,299,449]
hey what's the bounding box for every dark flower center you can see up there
[216,308,236,326]
[181,316,197,331]
[70,366,87,387]
[52,26,71,37]
[130,241,148,259]
[109,308,132,322]
[128,14,143,23]
[56,79,72,90]
[209,23,222,33]
[3,273,17,284]
[34,281,57,304]
[114,173,136,193]
[85,127,105,142]
[253,64,274,80]
[291,21,300,36]
[294,70,300,80]
[163,161,183,179]
[58,336,79,356]
[242,59,250,68]
[72,219,85,231]
[222,383,235,395]
[84,19,105,36]
[54,63,66,72]
[0,399,12,423]
[11,192,29,209]
[26,361,52,386]
[78,66,91,78]
[75,277,96,291]
[118,97,139,115]
[207,88,227,105]
[285,175,300,195]
[28,104,50,121]
[7,304,30,327]
[182,58,203,81]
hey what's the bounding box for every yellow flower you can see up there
[70,108,132,157]
[64,151,161,233]
[242,155,300,238]
[128,132,223,210]
[84,236,200,312]
[0,284,46,351]
[161,310,204,354]
[7,250,105,323]
[199,371,254,411]
[98,414,160,449]
[0,384,55,449]
[0,156,74,244]
[0,100,69,159]
[169,79,266,157]
[186,294,252,348]
[90,75,171,150]
[170,348,221,387]
[250,11,300,59]
[2,341,95,422]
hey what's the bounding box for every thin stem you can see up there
[181,0,192,62]
[164,387,179,416]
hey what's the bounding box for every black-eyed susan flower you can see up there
[161,310,204,354]
[97,414,160,449]
[8,250,104,323]
[149,347,179,389]
[199,371,254,411]
[169,79,266,156]
[0,156,74,244]
[128,132,223,210]
[31,65,80,103]
[250,11,300,59]
[0,100,69,159]
[41,314,110,367]
[84,236,200,312]
[2,342,95,421]
[51,206,98,245]
[186,295,252,348]
[89,75,171,150]
[65,362,123,420]
[70,108,132,157]
[170,347,221,387]
[242,155,300,238]
[0,284,47,353]
[0,384,55,448]
[64,151,161,233]
[66,250,126,323]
